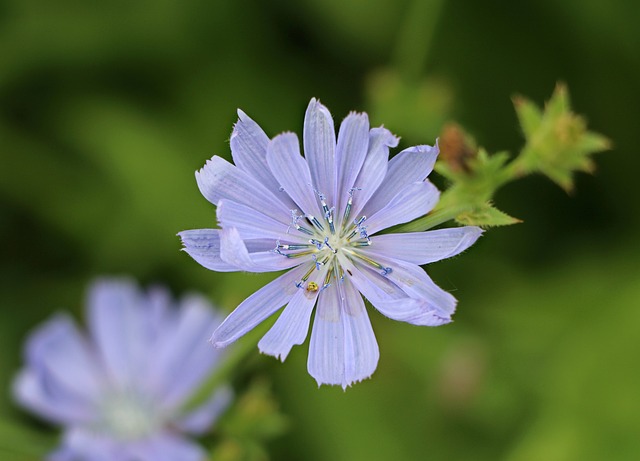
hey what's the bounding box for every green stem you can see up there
[387,203,473,233]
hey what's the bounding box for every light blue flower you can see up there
[180,99,482,388]
[13,278,231,461]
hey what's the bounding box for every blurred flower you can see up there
[13,278,232,461]
[180,99,482,389]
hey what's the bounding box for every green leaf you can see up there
[512,84,611,191]
[513,96,543,138]
[455,202,522,227]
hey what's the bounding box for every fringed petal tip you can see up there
[312,371,376,391]
[258,347,289,363]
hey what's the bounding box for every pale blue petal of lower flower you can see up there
[178,229,239,272]
[87,278,154,388]
[365,226,484,265]
[210,264,308,347]
[195,156,290,221]
[365,181,440,235]
[338,254,453,326]
[130,432,205,461]
[258,265,326,361]
[12,370,95,425]
[267,132,323,218]
[361,143,438,218]
[53,428,123,461]
[217,199,299,241]
[148,295,223,407]
[25,315,103,402]
[334,112,369,213]
[219,228,303,273]
[174,385,232,435]
[308,278,379,388]
[348,127,399,220]
[303,98,336,206]
[231,110,297,211]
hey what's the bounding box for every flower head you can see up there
[180,99,482,388]
[13,278,231,461]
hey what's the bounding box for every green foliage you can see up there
[394,84,610,231]
[513,84,611,191]
[209,379,289,461]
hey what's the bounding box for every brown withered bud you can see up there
[438,123,477,173]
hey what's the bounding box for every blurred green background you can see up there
[1,0,639,460]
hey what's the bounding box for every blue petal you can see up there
[210,264,309,347]
[364,226,484,265]
[365,180,440,235]
[308,278,379,389]
[24,314,104,403]
[267,132,322,218]
[87,278,156,388]
[257,264,327,361]
[219,227,303,273]
[349,127,399,220]
[338,254,455,326]
[174,385,232,434]
[231,110,296,210]
[303,98,336,206]
[334,112,370,215]
[217,199,298,241]
[12,370,95,425]
[146,294,225,408]
[178,229,239,272]
[52,428,121,461]
[361,143,438,218]
[129,432,205,461]
[195,156,290,221]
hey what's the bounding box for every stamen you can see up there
[346,216,367,240]
[346,250,393,276]
[279,243,313,250]
[314,189,336,235]
[351,240,372,247]
[284,250,316,259]
[271,240,285,256]
[306,215,325,232]
[309,239,325,250]
[342,187,361,225]
[295,264,317,289]
[312,254,323,270]
[332,260,345,283]
[322,269,332,290]
[288,210,314,236]
[323,237,337,254]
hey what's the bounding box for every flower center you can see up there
[98,391,163,441]
[273,188,392,290]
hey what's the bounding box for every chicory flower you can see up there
[180,99,482,388]
[13,278,231,461]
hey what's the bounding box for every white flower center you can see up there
[273,188,392,290]
[98,391,164,441]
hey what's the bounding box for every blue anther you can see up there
[312,254,323,270]
[310,239,324,250]
[323,237,337,253]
